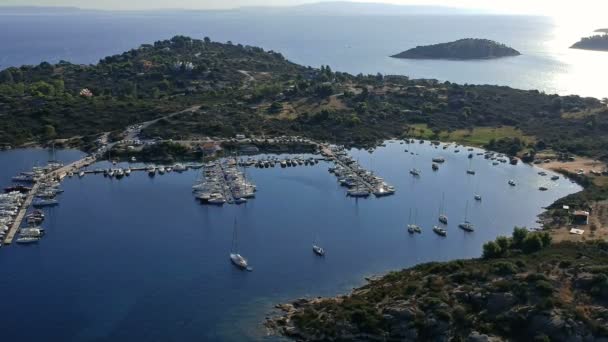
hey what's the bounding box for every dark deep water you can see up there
[0,143,580,341]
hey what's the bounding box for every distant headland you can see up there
[391,38,521,60]
[571,30,608,51]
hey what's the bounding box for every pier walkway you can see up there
[3,155,96,245]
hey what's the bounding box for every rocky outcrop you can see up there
[391,38,521,60]
[266,242,608,341]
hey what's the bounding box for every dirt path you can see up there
[537,156,606,175]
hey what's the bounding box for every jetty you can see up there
[323,145,395,197]
[3,155,96,245]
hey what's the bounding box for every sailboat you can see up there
[466,158,476,175]
[438,192,448,224]
[230,218,252,271]
[409,144,421,176]
[473,178,482,201]
[407,208,422,234]
[458,201,475,232]
[312,230,325,257]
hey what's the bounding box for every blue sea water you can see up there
[0,142,580,341]
[0,9,607,98]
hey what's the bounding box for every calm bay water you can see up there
[0,142,580,341]
[0,9,606,98]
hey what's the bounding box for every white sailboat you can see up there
[407,208,422,234]
[230,218,252,271]
[458,201,475,232]
[438,192,448,224]
[312,229,325,256]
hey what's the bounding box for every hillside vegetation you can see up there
[571,34,608,51]
[0,36,607,162]
[391,38,521,60]
[268,232,608,341]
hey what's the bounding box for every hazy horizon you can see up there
[1,0,607,19]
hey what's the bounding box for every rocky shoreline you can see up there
[265,240,608,341]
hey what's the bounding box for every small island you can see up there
[571,31,608,51]
[391,38,521,60]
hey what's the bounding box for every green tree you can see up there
[482,241,502,259]
[522,234,544,254]
[512,227,528,248]
[495,236,511,252]
[0,69,14,84]
[43,125,57,140]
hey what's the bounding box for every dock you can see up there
[3,155,96,245]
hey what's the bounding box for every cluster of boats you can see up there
[11,163,63,184]
[328,148,395,198]
[193,159,256,205]
[0,191,26,244]
[16,210,45,244]
[146,163,189,176]
[238,156,319,168]
[32,179,63,208]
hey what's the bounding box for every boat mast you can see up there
[464,201,469,222]
[231,217,238,254]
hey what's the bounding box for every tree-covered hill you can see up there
[0,35,303,145]
[571,34,608,51]
[391,38,521,60]
[268,235,608,341]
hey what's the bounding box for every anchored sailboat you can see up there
[438,192,448,224]
[458,201,475,232]
[230,218,252,271]
[407,208,422,234]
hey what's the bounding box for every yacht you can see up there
[147,165,156,176]
[409,168,421,176]
[432,163,439,171]
[407,224,422,234]
[33,199,59,208]
[459,221,475,232]
[107,169,115,178]
[312,245,325,256]
[347,187,370,198]
[432,157,445,163]
[230,218,251,271]
[230,253,249,269]
[125,168,131,176]
[539,186,548,191]
[20,228,44,237]
[508,180,516,186]
[78,171,85,178]
[115,169,124,179]
[551,175,560,181]
[474,194,482,201]
[173,163,187,172]
[433,226,447,236]
[459,201,474,232]
[158,167,166,175]
[234,197,247,204]
[16,237,40,244]
[208,196,226,206]
[467,169,476,175]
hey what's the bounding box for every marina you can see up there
[0,142,582,340]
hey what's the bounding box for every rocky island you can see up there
[571,32,608,51]
[391,38,521,60]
